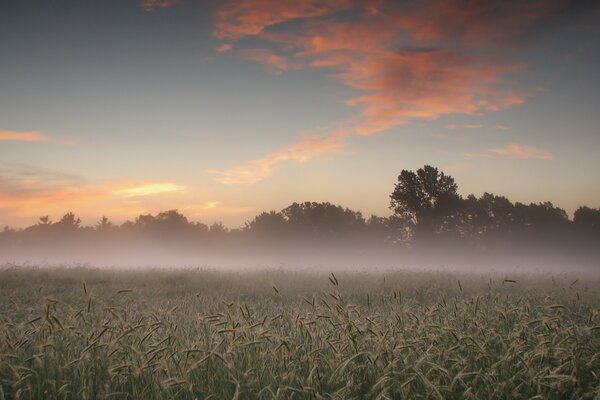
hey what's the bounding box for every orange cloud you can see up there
[242,48,296,74]
[113,183,186,197]
[140,0,178,11]
[208,130,349,184]
[213,1,573,131]
[216,43,233,53]
[0,164,192,225]
[0,130,49,142]
[182,201,256,216]
[210,0,575,182]
[213,0,352,40]
[488,143,554,160]
[465,143,554,160]
[280,18,526,135]
[446,123,484,130]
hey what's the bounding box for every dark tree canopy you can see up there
[574,206,600,233]
[390,165,460,239]
[281,202,365,237]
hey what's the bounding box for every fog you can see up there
[2,232,598,276]
[2,170,599,275]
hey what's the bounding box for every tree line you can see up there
[1,165,599,259]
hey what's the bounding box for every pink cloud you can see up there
[209,0,572,182]
[446,123,483,130]
[488,143,553,159]
[140,0,179,12]
[207,130,349,184]
[242,48,295,74]
[212,1,544,136]
[0,163,193,224]
[216,43,233,53]
[0,130,49,142]
[213,0,352,40]
[465,143,553,160]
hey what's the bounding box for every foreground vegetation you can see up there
[0,267,599,399]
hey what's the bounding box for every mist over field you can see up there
[1,238,598,274]
[2,165,599,273]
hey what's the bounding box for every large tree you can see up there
[390,165,460,240]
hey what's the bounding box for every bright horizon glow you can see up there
[1,0,599,228]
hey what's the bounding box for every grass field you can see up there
[0,266,599,399]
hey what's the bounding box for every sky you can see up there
[1,0,599,228]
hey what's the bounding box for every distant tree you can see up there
[55,212,81,230]
[245,211,288,236]
[461,193,514,241]
[155,210,189,230]
[38,215,52,226]
[512,202,569,233]
[120,220,136,231]
[132,210,193,240]
[390,165,460,240]
[573,206,600,234]
[192,221,210,234]
[135,214,156,231]
[209,222,228,235]
[96,216,114,232]
[281,202,365,237]
[365,215,403,244]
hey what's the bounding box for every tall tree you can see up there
[246,211,288,236]
[390,165,460,240]
[574,206,600,234]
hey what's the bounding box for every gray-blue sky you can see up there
[1,0,599,227]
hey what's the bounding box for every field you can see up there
[0,266,599,399]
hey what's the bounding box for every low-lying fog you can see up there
[2,239,598,275]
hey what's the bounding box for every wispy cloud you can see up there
[446,124,483,130]
[213,0,352,40]
[242,48,295,74]
[216,43,233,53]
[208,0,575,183]
[0,130,49,142]
[213,1,560,134]
[0,163,190,225]
[183,201,256,216]
[209,0,591,183]
[207,130,349,185]
[465,143,554,160]
[0,163,95,212]
[113,183,186,197]
[140,0,179,12]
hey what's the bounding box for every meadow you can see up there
[0,266,599,399]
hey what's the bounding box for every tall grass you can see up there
[0,266,599,399]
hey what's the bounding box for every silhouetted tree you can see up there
[55,212,81,230]
[281,202,365,238]
[96,216,114,232]
[135,214,156,231]
[155,210,189,230]
[38,216,52,226]
[390,165,460,240]
[574,206,600,234]
[460,193,515,243]
[512,202,569,233]
[246,211,288,236]
[209,222,228,235]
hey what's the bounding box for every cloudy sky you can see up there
[1,0,599,228]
